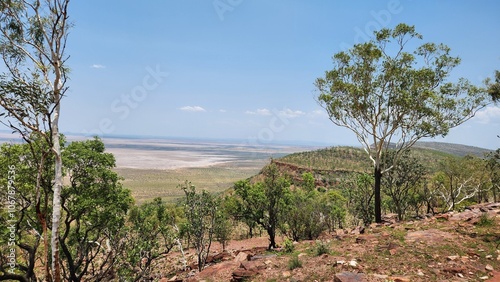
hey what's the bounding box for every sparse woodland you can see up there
[0,1,499,281]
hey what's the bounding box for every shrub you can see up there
[314,240,330,256]
[283,238,295,253]
[476,214,495,227]
[288,255,302,270]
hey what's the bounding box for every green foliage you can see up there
[288,255,302,270]
[319,189,347,232]
[0,137,139,281]
[341,173,375,226]
[382,149,426,220]
[302,172,316,192]
[434,155,489,211]
[281,189,325,241]
[283,238,295,253]
[231,163,291,249]
[118,198,178,281]
[486,149,500,202]
[315,23,488,223]
[181,181,218,271]
[60,137,134,281]
[214,198,234,251]
[313,240,330,256]
[486,70,500,103]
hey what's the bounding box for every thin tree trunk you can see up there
[51,103,63,282]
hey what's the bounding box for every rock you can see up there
[417,269,425,276]
[372,274,388,279]
[334,271,367,282]
[486,271,500,282]
[282,270,292,278]
[232,269,257,281]
[390,276,411,282]
[351,226,365,235]
[348,260,358,268]
[240,260,265,272]
[167,276,183,282]
[486,264,495,271]
[443,266,466,274]
[198,261,239,280]
[447,255,460,261]
[234,251,250,263]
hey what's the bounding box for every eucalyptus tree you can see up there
[315,23,488,222]
[434,155,488,211]
[0,1,71,279]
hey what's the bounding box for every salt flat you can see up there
[98,137,313,171]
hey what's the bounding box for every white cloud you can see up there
[179,106,206,112]
[278,108,305,118]
[473,106,500,124]
[309,109,328,118]
[219,109,227,113]
[91,64,106,69]
[245,108,272,116]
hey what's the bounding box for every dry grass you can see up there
[115,160,267,205]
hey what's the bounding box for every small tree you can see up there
[213,204,232,252]
[119,198,177,281]
[434,156,488,211]
[316,23,488,223]
[59,137,134,281]
[341,173,375,226]
[181,181,217,271]
[486,149,500,202]
[232,163,291,249]
[382,150,426,220]
[319,189,346,232]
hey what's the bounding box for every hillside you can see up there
[278,141,492,172]
[167,203,500,281]
[413,141,493,157]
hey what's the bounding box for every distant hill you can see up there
[270,141,493,188]
[413,141,493,157]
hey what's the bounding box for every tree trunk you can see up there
[267,227,276,250]
[51,104,63,282]
[374,166,382,223]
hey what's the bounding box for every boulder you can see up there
[234,251,250,263]
[334,271,367,282]
[231,269,258,281]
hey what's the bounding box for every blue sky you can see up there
[58,0,500,149]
